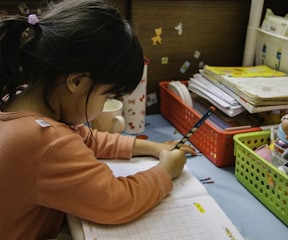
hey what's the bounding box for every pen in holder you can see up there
[173,106,216,149]
[123,58,149,133]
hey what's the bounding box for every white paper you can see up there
[99,157,207,200]
[82,196,244,240]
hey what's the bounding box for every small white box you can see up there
[261,13,288,37]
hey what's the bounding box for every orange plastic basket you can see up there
[159,81,261,167]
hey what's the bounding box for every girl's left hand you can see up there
[161,140,198,156]
[132,138,198,158]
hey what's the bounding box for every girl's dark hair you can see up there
[0,0,144,110]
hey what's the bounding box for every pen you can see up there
[202,181,214,184]
[200,177,214,184]
[200,177,211,181]
[173,106,215,149]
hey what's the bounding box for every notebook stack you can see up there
[188,65,288,114]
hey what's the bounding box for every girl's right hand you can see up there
[157,149,186,179]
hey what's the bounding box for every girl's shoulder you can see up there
[0,111,76,138]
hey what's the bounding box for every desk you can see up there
[138,114,287,240]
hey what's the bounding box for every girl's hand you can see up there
[158,149,186,179]
[132,139,197,158]
[161,140,197,156]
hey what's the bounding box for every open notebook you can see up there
[67,157,244,240]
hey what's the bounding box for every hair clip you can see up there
[27,14,39,25]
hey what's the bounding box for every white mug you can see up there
[91,99,125,133]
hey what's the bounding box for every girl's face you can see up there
[85,84,115,123]
[57,74,114,126]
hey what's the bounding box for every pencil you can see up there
[173,106,215,149]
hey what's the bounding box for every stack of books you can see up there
[189,65,288,114]
[188,74,245,117]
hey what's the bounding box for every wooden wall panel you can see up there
[131,0,250,113]
[109,0,127,18]
[0,1,41,15]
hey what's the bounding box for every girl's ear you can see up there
[65,73,89,93]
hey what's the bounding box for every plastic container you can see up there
[234,130,288,226]
[123,58,149,133]
[159,81,260,167]
[255,28,288,73]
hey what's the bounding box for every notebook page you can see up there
[222,76,288,100]
[82,195,244,240]
[66,157,207,240]
[100,157,208,199]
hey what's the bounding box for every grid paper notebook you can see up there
[67,157,245,240]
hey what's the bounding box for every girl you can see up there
[0,0,195,239]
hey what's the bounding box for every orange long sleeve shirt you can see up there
[0,112,173,239]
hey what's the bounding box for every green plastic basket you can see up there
[234,130,288,226]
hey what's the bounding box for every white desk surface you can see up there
[132,114,287,240]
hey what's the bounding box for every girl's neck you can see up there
[2,84,59,120]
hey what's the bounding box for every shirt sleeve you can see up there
[36,131,173,224]
[73,125,136,159]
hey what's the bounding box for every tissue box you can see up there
[255,28,288,73]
